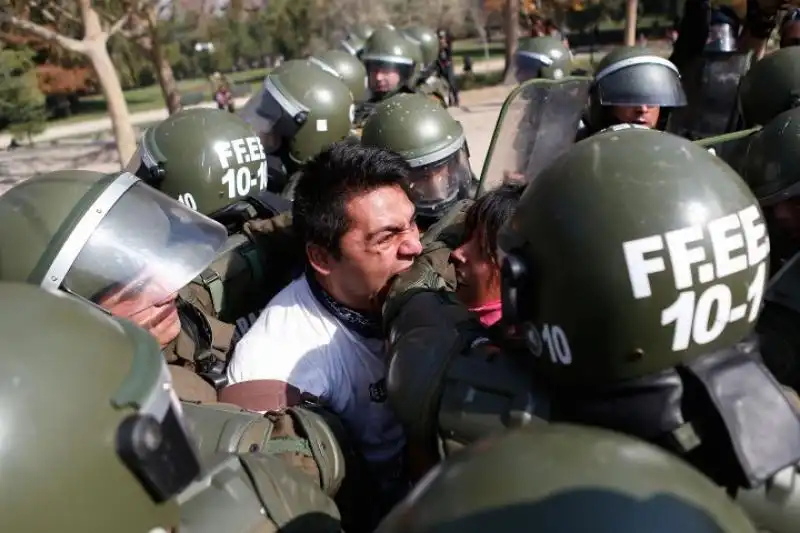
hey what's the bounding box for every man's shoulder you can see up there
[238,277,337,350]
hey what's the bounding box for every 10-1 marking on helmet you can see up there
[542,324,572,365]
[215,136,268,199]
[622,204,770,352]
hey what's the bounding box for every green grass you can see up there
[50,68,270,126]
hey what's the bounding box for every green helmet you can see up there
[497,126,770,388]
[361,27,421,98]
[514,36,573,83]
[240,59,354,164]
[738,46,800,127]
[309,49,369,104]
[403,26,439,66]
[125,108,268,215]
[340,34,365,56]
[350,23,374,42]
[361,93,472,223]
[589,47,686,129]
[737,107,800,205]
[0,169,227,316]
[0,281,200,531]
[377,424,757,533]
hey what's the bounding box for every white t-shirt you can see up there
[226,275,405,465]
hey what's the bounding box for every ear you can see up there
[306,243,334,277]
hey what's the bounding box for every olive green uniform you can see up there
[383,126,800,531]
[401,25,453,107]
[0,281,341,533]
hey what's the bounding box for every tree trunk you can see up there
[145,7,181,115]
[78,0,137,164]
[86,41,137,163]
[502,0,519,84]
[624,0,638,46]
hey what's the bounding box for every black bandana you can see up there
[306,273,383,339]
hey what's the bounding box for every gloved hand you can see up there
[380,244,455,325]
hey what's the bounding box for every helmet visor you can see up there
[114,323,201,502]
[596,61,687,107]
[706,24,737,52]
[239,81,302,153]
[408,146,472,217]
[49,175,227,317]
[514,52,552,83]
[124,144,161,188]
[364,59,414,94]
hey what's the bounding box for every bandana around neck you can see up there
[306,273,384,339]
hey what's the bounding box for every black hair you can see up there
[463,183,525,264]
[292,139,412,258]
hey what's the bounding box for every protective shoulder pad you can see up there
[178,453,341,533]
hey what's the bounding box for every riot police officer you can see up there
[309,49,369,106]
[401,25,452,107]
[126,107,291,228]
[239,59,354,193]
[123,108,301,348]
[360,93,474,229]
[737,46,800,128]
[585,47,686,134]
[512,35,573,83]
[0,170,236,399]
[382,126,800,531]
[378,424,759,533]
[358,26,424,123]
[0,281,343,532]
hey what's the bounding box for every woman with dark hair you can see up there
[436,28,460,107]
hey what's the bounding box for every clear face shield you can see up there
[408,144,472,220]
[112,319,201,502]
[514,51,554,83]
[364,57,414,96]
[40,173,227,318]
[239,79,304,155]
[595,57,688,108]
[124,142,165,190]
[706,24,737,52]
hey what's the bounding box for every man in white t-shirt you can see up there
[225,140,422,502]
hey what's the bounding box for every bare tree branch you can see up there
[107,12,132,36]
[0,12,86,52]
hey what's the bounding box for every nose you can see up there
[399,229,423,257]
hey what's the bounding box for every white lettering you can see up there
[542,324,572,365]
[215,141,234,170]
[231,138,248,165]
[625,203,770,353]
[246,136,265,163]
[177,193,198,210]
[664,225,706,290]
[707,213,747,278]
[738,204,770,266]
[623,235,666,299]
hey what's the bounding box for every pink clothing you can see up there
[470,300,503,327]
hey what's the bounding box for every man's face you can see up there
[370,66,402,93]
[98,276,181,348]
[319,185,422,311]
[611,105,661,128]
[450,229,501,308]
